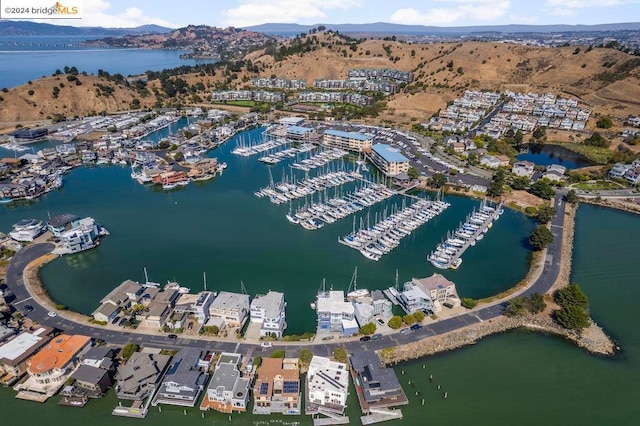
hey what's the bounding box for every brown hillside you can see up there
[0,74,157,123]
[1,32,639,127]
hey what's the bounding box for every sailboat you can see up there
[142,267,160,288]
[346,266,370,300]
[310,278,330,310]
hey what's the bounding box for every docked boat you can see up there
[162,183,178,190]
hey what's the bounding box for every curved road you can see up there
[5,196,565,358]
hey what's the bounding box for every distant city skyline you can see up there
[8,0,640,29]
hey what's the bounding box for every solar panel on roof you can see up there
[283,381,299,393]
[259,382,269,395]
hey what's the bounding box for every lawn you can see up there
[547,141,612,165]
[572,180,625,190]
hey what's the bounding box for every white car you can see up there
[260,342,273,348]
[47,311,57,318]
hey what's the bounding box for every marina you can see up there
[290,182,394,231]
[427,201,503,270]
[290,147,349,172]
[256,168,357,204]
[339,198,450,261]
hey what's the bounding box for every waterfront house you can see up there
[208,291,250,328]
[52,216,107,255]
[15,334,91,399]
[323,129,373,152]
[306,356,349,415]
[200,352,250,413]
[479,155,507,169]
[140,301,171,329]
[352,291,393,328]
[316,291,358,336]
[348,350,408,411]
[47,213,81,237]
[92,280,144,322]
[623,167,640,185]
[71,364,112,397]
[115,352,172,401]
[153,348,209,407]
[8,219,46,242]
[367,144,410,177]
[397,274,457,315]
[0,327,52,385]
[250,291,287,339]
[542,164,566,182]
[81,347,116,372]
[253,358,301,415]
[512,161,535,178]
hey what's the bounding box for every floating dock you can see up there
[428,201,503,270]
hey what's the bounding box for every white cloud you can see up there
[544,0,640,16]
[46,0,177,28]
[390,0,511,26]
[222,0,363,28]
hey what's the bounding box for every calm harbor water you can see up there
[0,204,638,425]
[0,36,216,88]
[1,127,534,334]
[516,143,594,169]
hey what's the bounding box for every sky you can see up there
[15,0,640,28]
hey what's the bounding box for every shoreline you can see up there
[578,197,640,215]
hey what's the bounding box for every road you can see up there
[5,201,566,356]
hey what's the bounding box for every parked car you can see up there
[376,318,385,326]
[118,318,128,327]
[111,316,121,324]
[359,336,371,342]
[47,311,57,318]
[167,334,177,339]
[400,328,412,335]
[23,305,34,313]
[261,341,273,348]
[410,324,423,330]
[371,333,383,341]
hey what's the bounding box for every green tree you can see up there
[299,348,313,365]
[532,127,546,140]
[429,172,447,188]
[412,311,426,323]
[407,167,420,179]
[504,297,527,317]
[526,293,547,314]
[333,347,348,363]
[554,305,590,330]
[554,283,589,310]
[515,129,524,144]
[121,343,139,361]
[461,298,478,309]
[359,322,377,335]
[529,180,556,200]
[269,349,286,358]
[510,175,530,190]
[565,189,579,204]
[583,132,610,148]
[487,168,507,197]
[596,116,613,129]
[388,315,403,329]
[403,314,415,325]
[535,205,557,224]
[529,225,554,251]
[173,151,185,162]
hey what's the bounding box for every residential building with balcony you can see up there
[253,358,301,415]
[250,291,287,339]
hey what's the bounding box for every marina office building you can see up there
[367,144,410,177]
[322,129,373,152]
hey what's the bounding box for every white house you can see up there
[208,291,250,328]
[306,356,349,414]
[250,291,287,339]
[512,161,535,178]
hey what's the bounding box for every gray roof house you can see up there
[152,348,209,407]
[115,352,172,401]
[81,346,116,371]
[348,350,408,410]
[71,364,112,397]
[200,353,250,413]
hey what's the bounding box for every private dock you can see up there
[361,408,404,424]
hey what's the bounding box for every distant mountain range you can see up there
[245,21,640,34]
[0,20,173,36]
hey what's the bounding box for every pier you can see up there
[339,198,450,261]
[428,201,503,270]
